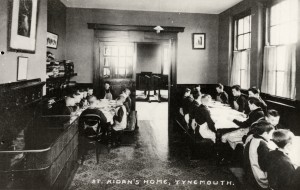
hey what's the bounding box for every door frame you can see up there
[90,25,184,134]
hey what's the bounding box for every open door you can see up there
[97,42,137,109]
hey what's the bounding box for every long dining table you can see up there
[208,100,247,149]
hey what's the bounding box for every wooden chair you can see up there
[78,114,102,164]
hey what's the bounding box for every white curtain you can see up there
[261,45,296,99]
[230,50,251,89]
[261,46,277,95]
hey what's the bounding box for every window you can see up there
[103,44,134,79]
[268,0,298,45]
[230,12,252,89]
[261,0,298,99]
[235,14,251,50]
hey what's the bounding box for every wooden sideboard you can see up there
[0,79,79,189]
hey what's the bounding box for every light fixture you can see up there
[154,25,164,33]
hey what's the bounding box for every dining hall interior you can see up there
[0,0,300,189]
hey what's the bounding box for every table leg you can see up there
[107,124,112,153]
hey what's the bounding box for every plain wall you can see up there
[47,0,66,60]
[66,8,219,84]
[136,44,161,73]
[0,0,47,85]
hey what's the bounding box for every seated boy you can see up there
[189,90,202,130]
[233,97,265,129]
[216,83,229,104]
[244,109,282,144]
[267,129,298,190]
[118,88,131,114]
[62,96,78,115]
[245,87,267,114]
[231,85,247,113]
[112,97,127,146]
[194,94,217,142]
[244,121,276,189]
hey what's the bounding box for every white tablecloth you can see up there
[202,101,248,149]
[70,99,117,124]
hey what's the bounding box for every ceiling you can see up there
[60,0,243,14]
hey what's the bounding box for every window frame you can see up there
[265,0,298,97]
[232,10,252,89]
[266,0,298,46]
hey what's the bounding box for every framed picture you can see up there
[9,0,39,53]
[17,56,28,81]
[47,32,58,49]
[192,33,206,49]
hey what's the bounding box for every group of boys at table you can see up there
[180,84,300,190]
[61,81,131,147]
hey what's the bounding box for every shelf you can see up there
[46,73,77,81]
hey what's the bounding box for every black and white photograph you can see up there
[193,33,206,49]
[0,0,300,190]
[47,32,58,49]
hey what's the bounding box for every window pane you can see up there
[119,68,126,78]
[243,33,250,49]
[119,46,126,56]
[104,47,111,56]
[244,16,250,33]
[270,3,279,26]
[238,35,244,50]
[126,46,134,56]
[238,19,244,34]
[276,72,285,96]
[278,24,289,44]
[103,68,111,78]
[280,1,289,23]
[119,57,126,67]
[270,26,279,45]
[289,21,298,43]
[290,0,298,20]
[111,46,118,56]
[104,57,110,67]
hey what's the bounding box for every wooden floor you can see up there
[69,102,238,190]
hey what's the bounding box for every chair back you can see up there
[80,114,102,136]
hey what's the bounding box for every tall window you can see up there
[261,0,298,99]
[230,12,251,89]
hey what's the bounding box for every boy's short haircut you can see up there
[252,120,274,135]
[272,129,294,148]
[201,94,211,99]
[232,85,241,91]
[185,88,191,93]
[267,109,280,117]
[248,97,262,107]
[192,89,201,99]
[216,83,224,90]
[248,87,260,94]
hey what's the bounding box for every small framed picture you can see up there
[47,32,58,49]
[17,56,28,81]
[192,33,206,49]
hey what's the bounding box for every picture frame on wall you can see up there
[17,56,28,81]
[192,33,206,49]
[9,0,39,53]
[47,32,58,49]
